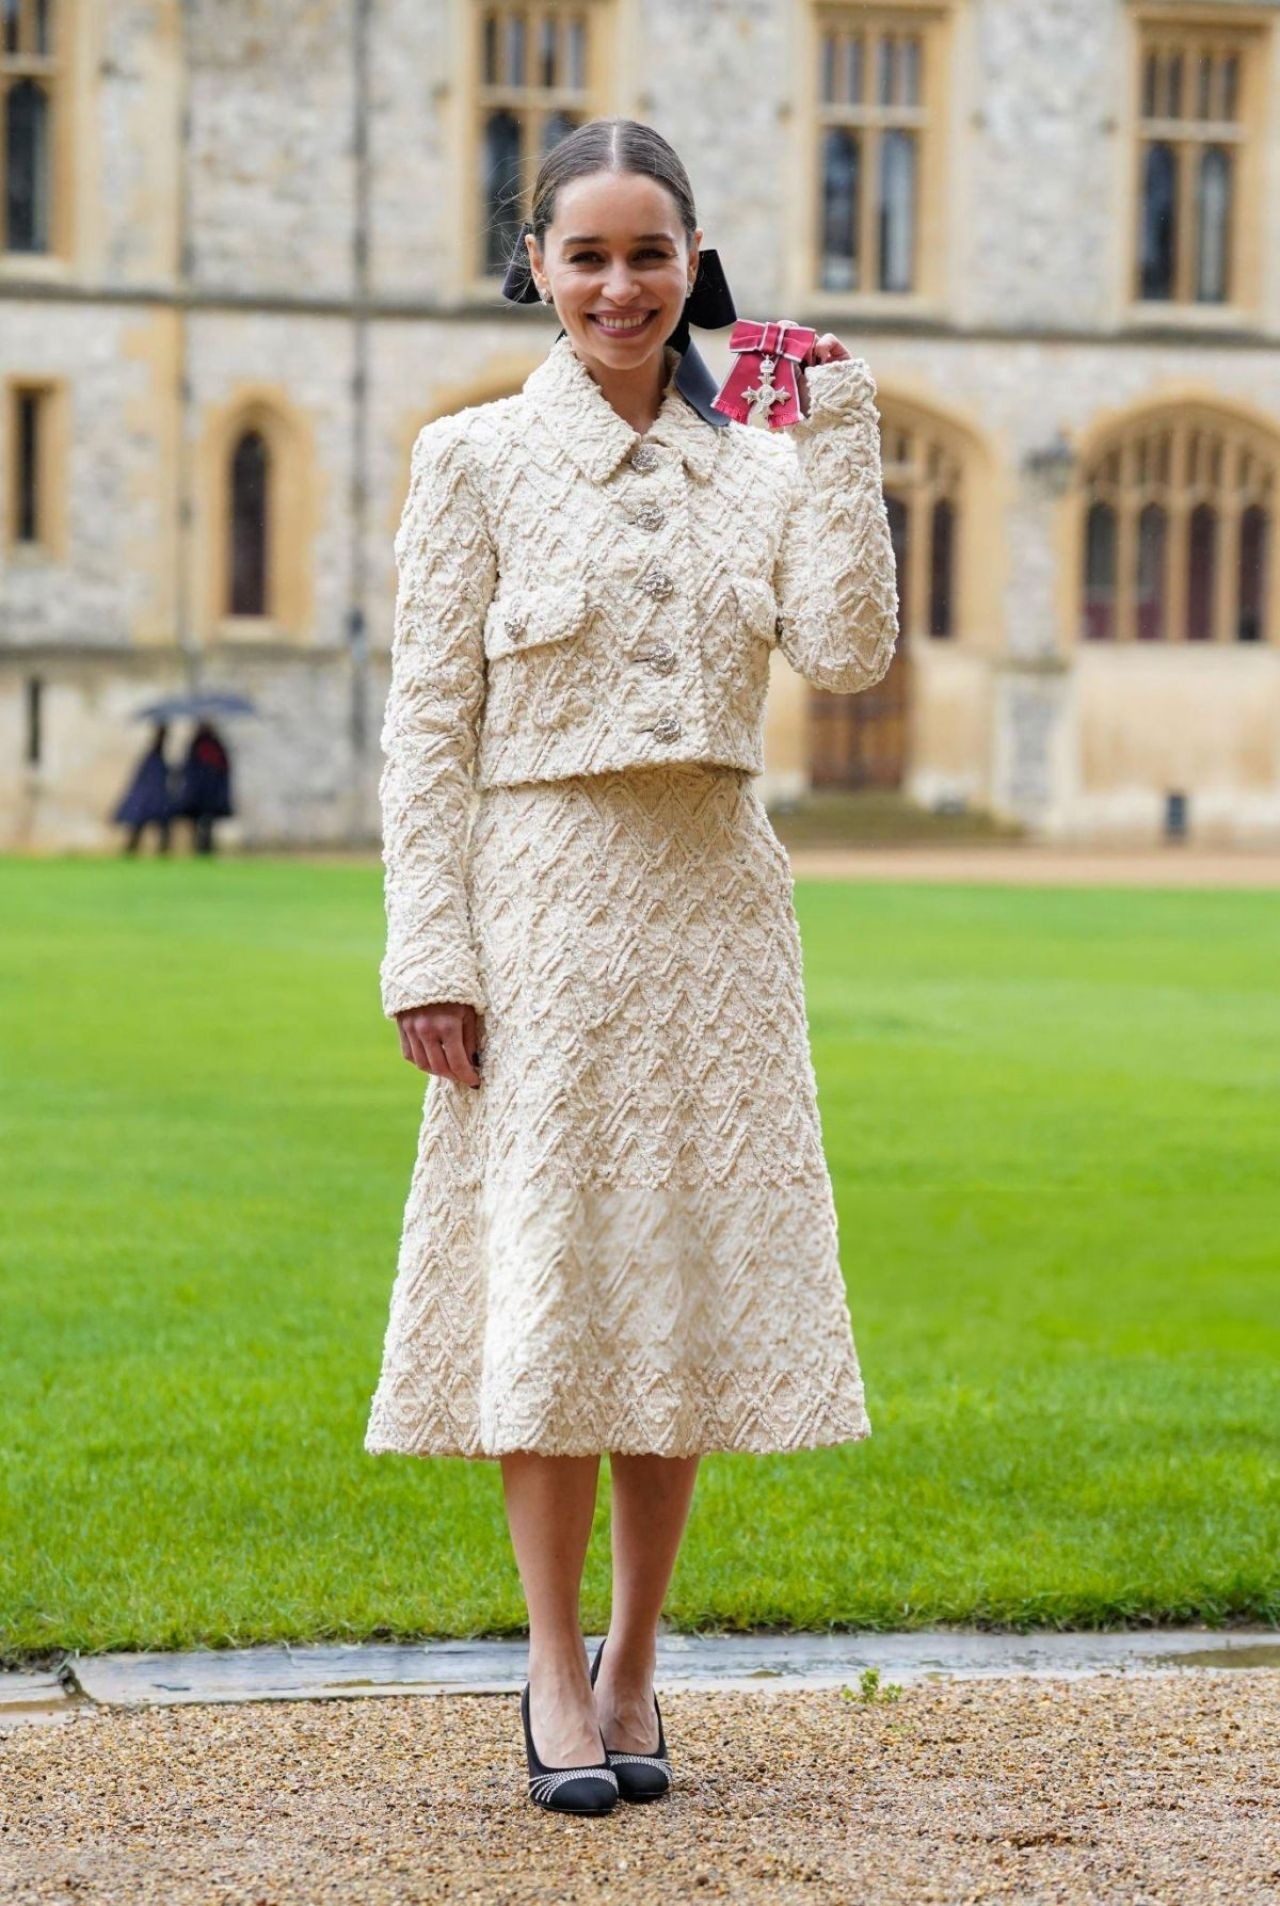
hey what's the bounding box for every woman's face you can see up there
[527,170,701,374]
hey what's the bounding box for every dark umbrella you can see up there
[131,691,258,722]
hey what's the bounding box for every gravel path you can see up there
[2,1672,1276,1904]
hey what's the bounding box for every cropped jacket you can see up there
[379,332,900,1018]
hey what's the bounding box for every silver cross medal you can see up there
[743,354,787,427]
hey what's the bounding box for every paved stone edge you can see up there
[3,1629,1277,1730]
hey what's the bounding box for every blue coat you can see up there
[112,745,174,827]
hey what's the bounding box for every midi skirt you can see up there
[363,760,872,1461]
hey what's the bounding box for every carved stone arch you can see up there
[808,382,999,791]
[1074,390,1279,645]
[200,387,316,644]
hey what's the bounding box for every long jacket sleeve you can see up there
[378,415,496,1020]
[772,357,900,692]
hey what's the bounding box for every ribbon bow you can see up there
[711,320,819,430]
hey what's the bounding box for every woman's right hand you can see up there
[395,1002,484,1088]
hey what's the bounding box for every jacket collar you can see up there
[523,334,723,485]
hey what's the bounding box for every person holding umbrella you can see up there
[111,722,176,855]
[125,692,254,855]
[173,719,234,855]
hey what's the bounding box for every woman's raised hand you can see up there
[797,331,852,417]
[396,1002,484,1088]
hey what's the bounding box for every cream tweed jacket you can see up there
[379,333,900,1020]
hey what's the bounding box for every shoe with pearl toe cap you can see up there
[520,1680,619,1814]
[588,1637,673,1801]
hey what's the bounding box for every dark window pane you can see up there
[1222,52,1239,120]
[887,492,909,637]
[844,35,863,105]
[1139,141,1177,299]
[1196,52,1212,119]
[229,431,269,617]
[5,79,51,253]
[482,13,498,84]
[820,31,837,105]
[877,34,894,105]
[1238,504,1267,642]
[1136,502,1167,639]
[2,0,16,54]
[1195,146,1231,301]
[504,11,526,85]
[1083,500,1117,639]
[567,18,585,89]
[35,0,51,55]
[1141,51,1157,118]
[540,15,556,87]
[25,676,42,767]
[482,108,523,276]
[16,390,41,541]
[929,497,953,636]
[1186,503,1216,640]
[902,35,921,105]
[820,127,859,291]
[1167,51,1183,118]
[878,127,916,292]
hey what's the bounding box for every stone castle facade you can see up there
[2,0,1279,849]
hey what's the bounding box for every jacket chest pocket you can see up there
[482,576,596,737]
[730,576,782,649]
[483,577,592,660]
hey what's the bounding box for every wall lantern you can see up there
[1022,429,1078,496]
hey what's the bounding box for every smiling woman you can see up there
[363,115,899,1812]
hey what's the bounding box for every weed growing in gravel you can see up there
[843,1668,903,1704]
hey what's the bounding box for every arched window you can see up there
[1080,409,1277,644]
[809,406,965,791]
[2,0,56,254]
[229,430,269,617]
[476,6,598,280]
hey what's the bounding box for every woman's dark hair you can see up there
[526,117,697,250]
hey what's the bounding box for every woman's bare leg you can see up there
[594,1453,700,1752]
[500,1450,605,1766]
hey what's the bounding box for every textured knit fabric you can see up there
[377,336,898,1019]
[364,335,898,1461]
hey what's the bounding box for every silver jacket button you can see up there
[648,641,676,675]
[630,443,659,472]
[504,610,528,641]
[633,503,665,531]
[652,713,681,744]
[638,564,675,600]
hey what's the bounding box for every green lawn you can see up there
[1,855,1277,1663]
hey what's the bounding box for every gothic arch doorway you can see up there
[808,407,963,789]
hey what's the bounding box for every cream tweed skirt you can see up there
[363,760,872,1460]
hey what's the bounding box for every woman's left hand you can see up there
[797,332,852,416]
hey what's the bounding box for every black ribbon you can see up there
[499,220,737,428]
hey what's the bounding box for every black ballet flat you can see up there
[589,1637,673,1801]
[521,1680,619,1814]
